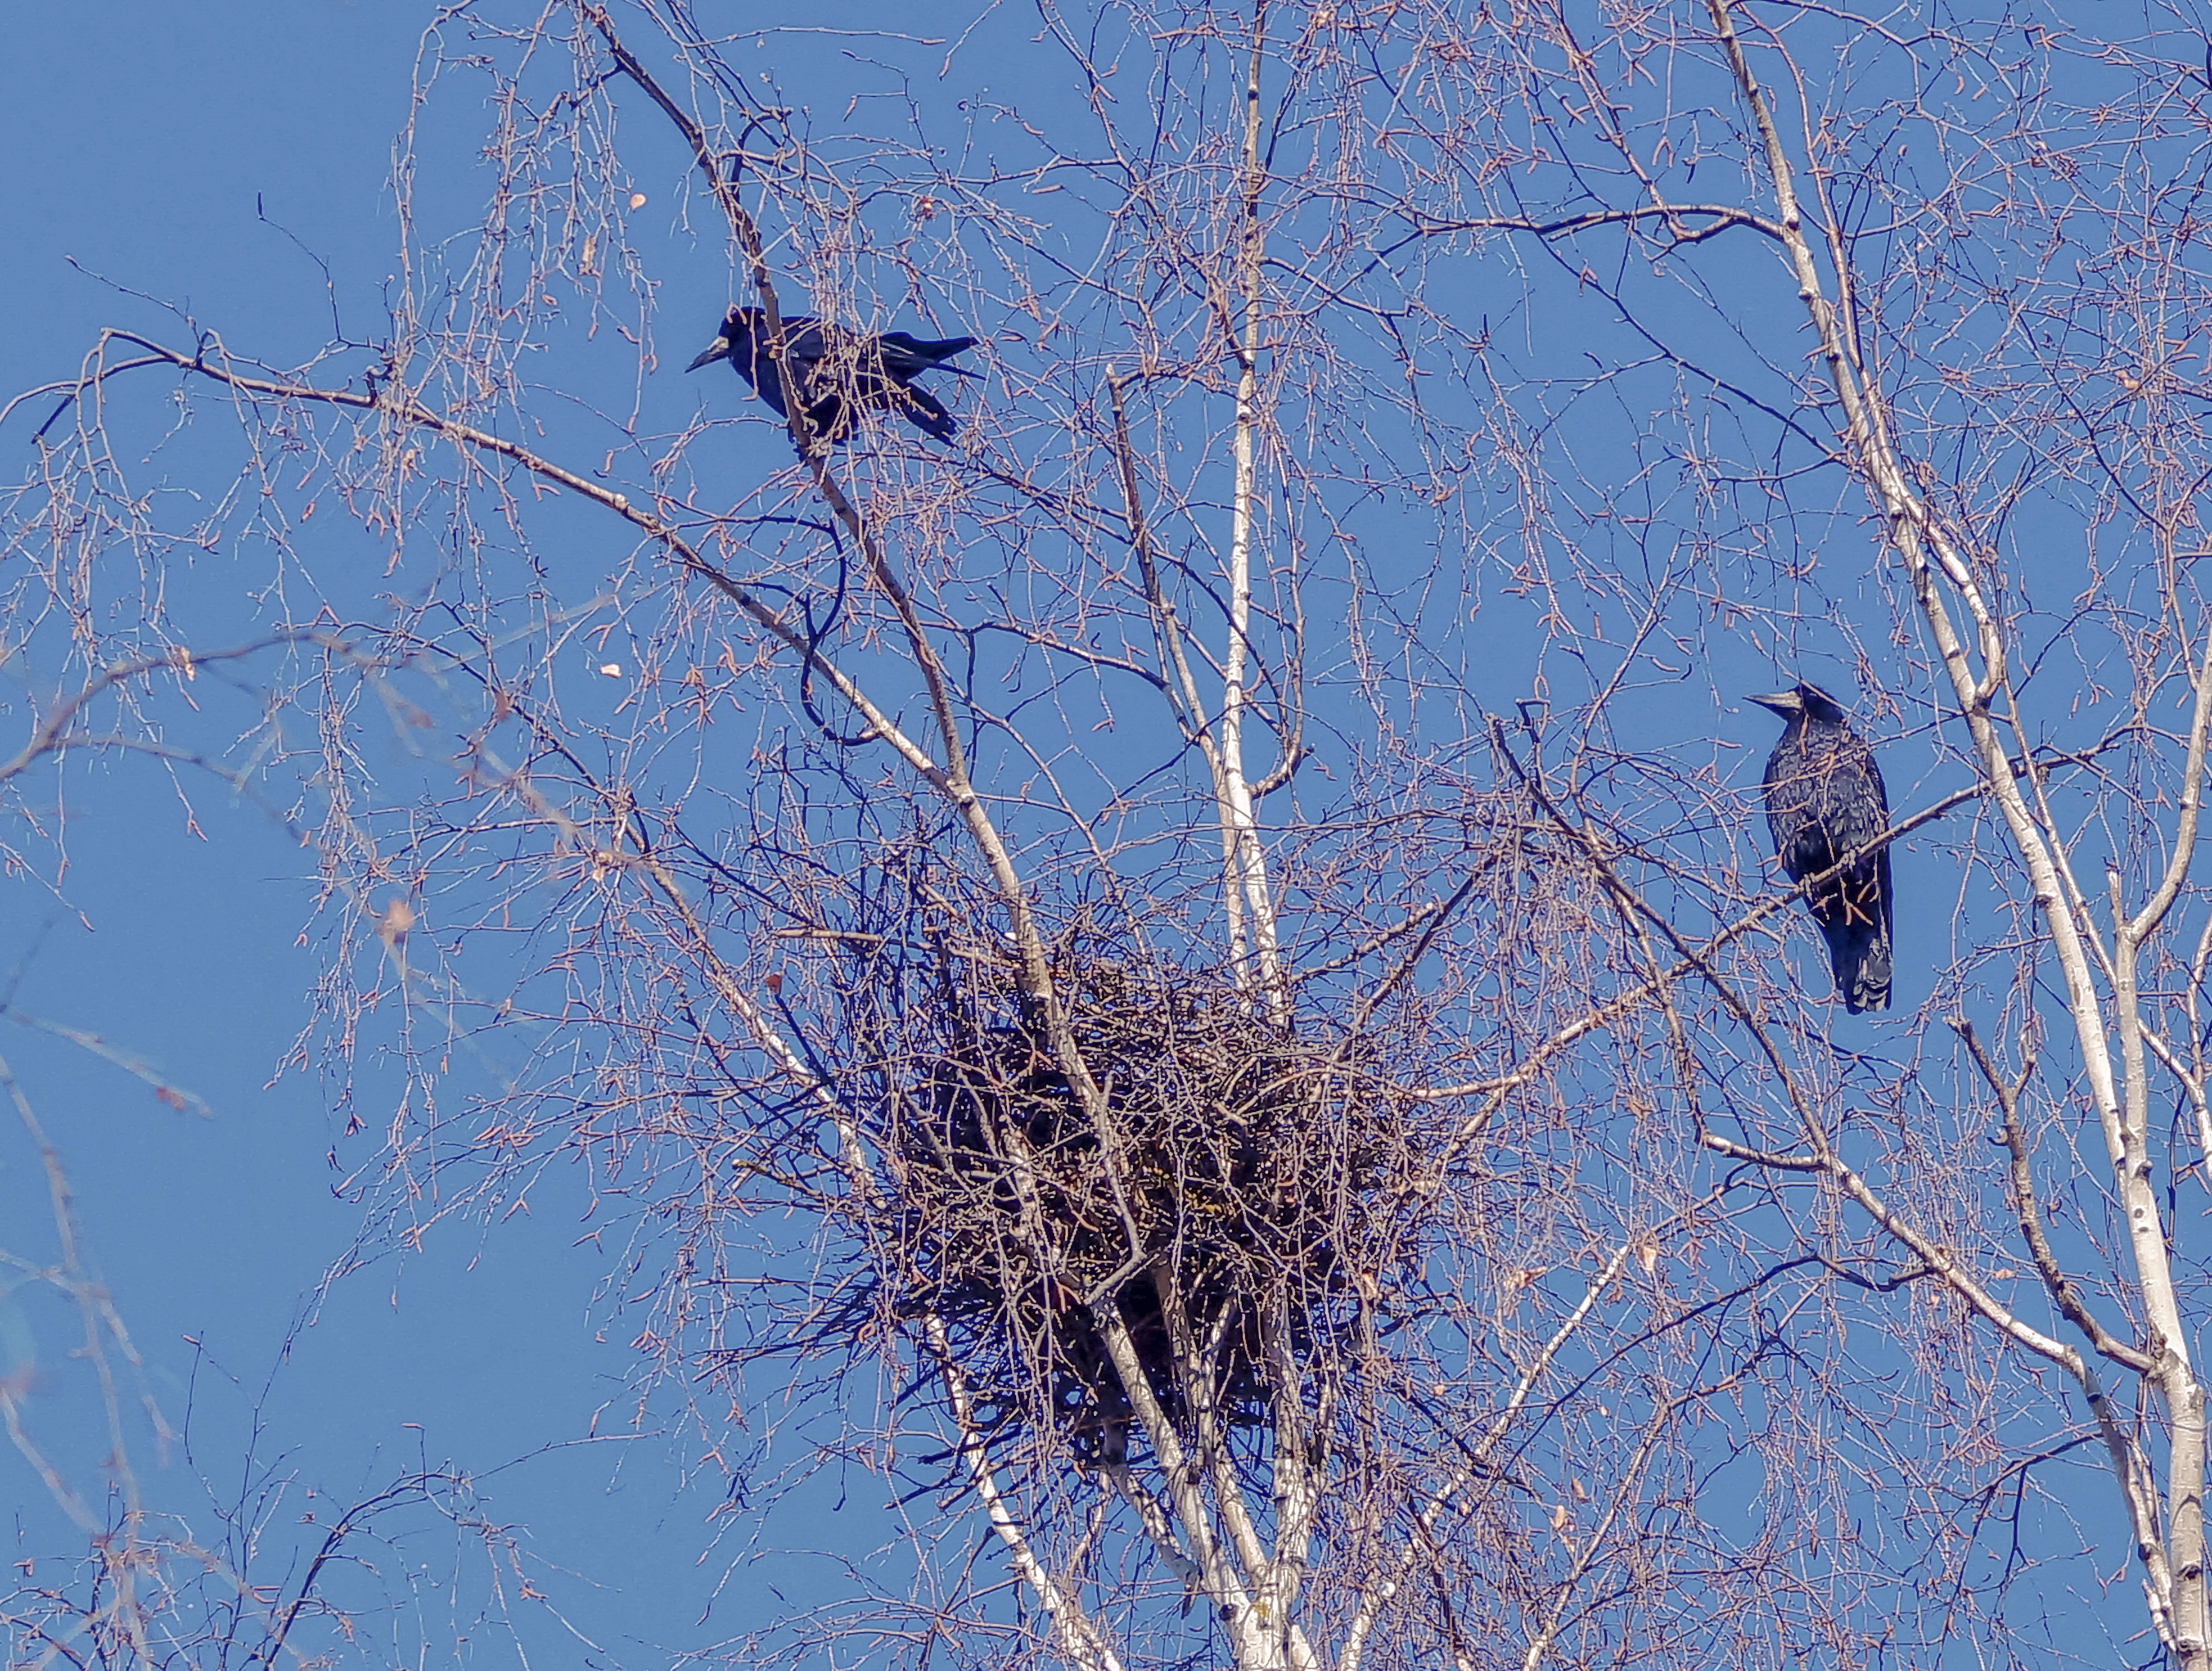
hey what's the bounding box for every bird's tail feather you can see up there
[900,385,958,443]
[881,332,978,359]
[1823,920,1893,1014]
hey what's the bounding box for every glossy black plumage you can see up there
[1750,682,1894,1014]
[684,307,976,443]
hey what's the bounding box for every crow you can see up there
[1749,682,1894,1014]
[685,307,977,443]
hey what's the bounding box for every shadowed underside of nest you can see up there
[876,950,1410,1464]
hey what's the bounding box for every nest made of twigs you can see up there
[881,949,1407,1464]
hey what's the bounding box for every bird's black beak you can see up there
[1745,691,1799,718]
[685,336,731,373]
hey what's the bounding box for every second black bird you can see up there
[686,307,976,444]
[1749,682,1894,1014]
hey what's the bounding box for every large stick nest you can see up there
[873,943,1413,1465]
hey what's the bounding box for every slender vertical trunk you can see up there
[1220,0,1286,1021]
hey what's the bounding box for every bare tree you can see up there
[17,2,2212,1668]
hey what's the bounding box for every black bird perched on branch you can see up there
[1749,682,1894,1014]
[685,307,977,443]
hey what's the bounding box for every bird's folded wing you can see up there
[1827,753,1891,858]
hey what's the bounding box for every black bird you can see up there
[685,307,976,443]
[1749,682,1894,1014]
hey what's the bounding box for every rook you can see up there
[686,307,976,444]
[1749,682,1894,1014]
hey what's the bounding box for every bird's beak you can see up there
[1745,691,1798,717]
[685,336,731,373]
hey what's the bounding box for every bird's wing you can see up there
[1762,739,1820,876]
[1864,751,1894,930]
[1827,742,1891,854]
[777,319,832,386]
[1821,740,1892,928]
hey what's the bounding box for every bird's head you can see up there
[1747,681,1849,724]
[685,307,759,373]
